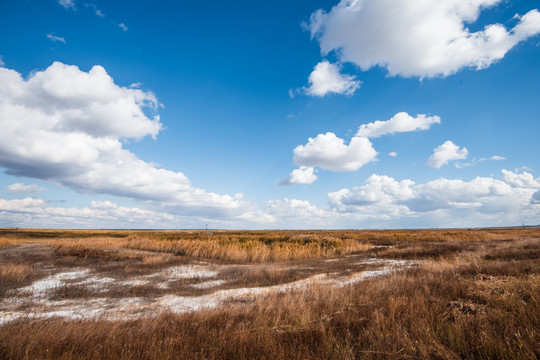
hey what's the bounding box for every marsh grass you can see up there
[0,263,33,283]
[122,233,373,262]
[0,237,18,247]
[0,227,539,359]
[2,227,538,263]
[1,261,538,359]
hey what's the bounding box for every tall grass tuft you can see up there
[0,263,32,283]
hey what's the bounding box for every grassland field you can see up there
[0,227,538,359]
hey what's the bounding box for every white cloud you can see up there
[47,33,66,44]
[288,89,296,99]
[456,154,507,168]
[327,170,540,225]
[0,62,249,218]
[119,23,128,32]
[0,56,4,67]
[356,112,441,138]
[388,152,397,157]
[267,198,328,218]
[308,0,540,78]
[6,183,45,194]
[58,0,76,10]
[293,132,377,172]
[285,112,439,181]
[515,166,533,173]
[85,3,105,17]
[279,167,317,186]
[477,155,506,162]
[283,112,442,183]
[502,169,540,188]
[454,160,476,168]
[0,197,176,228]
[427,140,468,168]
[407,177,513,212]
[304,60,361,97]
[328,174,415,217]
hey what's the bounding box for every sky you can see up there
[0,0,539,229]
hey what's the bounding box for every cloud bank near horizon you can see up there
[0,62,255,220]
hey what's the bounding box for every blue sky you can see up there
[0,0,539,229]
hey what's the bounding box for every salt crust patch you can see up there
[191,280,226,289]
[159,266,219,279]
[18,269,91,298]
[355,258,411,266]
[3,264,220,304]
[0,260,412,325]
[118,280,150,287]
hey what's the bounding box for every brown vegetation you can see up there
[0,263,33,283]
[0,227,538,359]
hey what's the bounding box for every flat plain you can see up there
[0,227,538,359]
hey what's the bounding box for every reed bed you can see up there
[3,227,538,263]
[1,253,538,359]
[0,227,538,359]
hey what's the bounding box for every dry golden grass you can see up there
[123,233,373,262]
[1,230,375,263]
[141,253,175,265]
[2,227,538,262]
[0,263,33,283]
[1,259,538,359]
[0,227,538,359]
[0,236,17,247]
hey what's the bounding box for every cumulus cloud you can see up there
[47,33,66,44]
[356,112,441,138]
[328,170,540,223]
[502,169,540,188]
[293,132,377,172]
[284,112,438,182]
[58,0,75,10]
[328,174,415,219]
[0,62,248,218]
[6,183,45,194]
[308,0,540,78]
[279,167,317,186]
[265,198,335,228]
[118,23,128,32]
[428,141,468,168]
[268,169,540,227]
[388,152,397,157]
[304,60,361,97]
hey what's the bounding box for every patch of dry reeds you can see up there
[0,263,32,283]
[122,233,373,262]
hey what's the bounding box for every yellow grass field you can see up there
[0,227,538,359]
